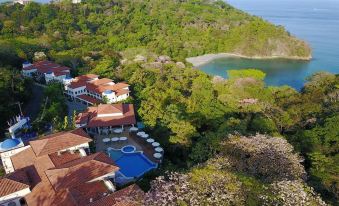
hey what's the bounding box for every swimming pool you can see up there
[107,147,157,180]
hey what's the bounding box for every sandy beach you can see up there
[186,53,311,67]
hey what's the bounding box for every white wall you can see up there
[1,146,30,174]
[0,187,30,204]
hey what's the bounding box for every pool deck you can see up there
[94,130,161,163]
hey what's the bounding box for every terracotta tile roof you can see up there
[95,83,130,94]
[98,104,124,115]
[29,128,91,156]
[76,74,99,81]
[68,80,87,89]
[75,112,92,124]
[45,152,119,191]
[0,178,30,197]
[78,104,136,127]
[11,146,37,170]
[69,181,109,205]
[88,184,144,206]
[49,151,82,167]
[23,61,70,74]
[116,89,130,96]
[91,78,113,86]
[54,71,70,77]
[77,94,102,105]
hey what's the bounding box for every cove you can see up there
[199,0,339,89]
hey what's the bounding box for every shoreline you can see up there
[185,53,312,67]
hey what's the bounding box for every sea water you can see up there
[199,0,339,89]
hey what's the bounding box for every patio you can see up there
[93,128,162,163]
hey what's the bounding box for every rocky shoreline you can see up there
[186,53,312,67]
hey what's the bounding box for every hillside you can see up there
[0,0,311,62]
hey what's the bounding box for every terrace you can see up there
[93,127,162,163]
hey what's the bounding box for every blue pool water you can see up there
[108,149,157,178]
[122,145,135,153]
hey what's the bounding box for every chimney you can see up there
[89,198,93,203]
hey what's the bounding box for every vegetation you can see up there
[0,66,32,139]
[0,0,310,73]
[32,83,69,133]
[0,0,337,204]
[115,59,337,204]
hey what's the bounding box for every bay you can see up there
[199,0,339,89]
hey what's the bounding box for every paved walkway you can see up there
[23,83,44,120]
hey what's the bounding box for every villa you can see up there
[22,61,71,84]
[0,129,144,206]
[64,74,130,105]
[13,0,31,5]
[76,104,136,134]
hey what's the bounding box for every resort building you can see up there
[7,116,31,138]
[76,104,136,134]
[64,74,130,105]
[22,61,71,84]
[0,128,144,206]
[13,0,31,5]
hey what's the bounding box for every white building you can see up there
[13,0,31,5]
[65,74,130,105]
[22,61,71,84]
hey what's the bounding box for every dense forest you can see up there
[0,0,337,205]
[0,0,310,65]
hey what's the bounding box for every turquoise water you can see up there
[199,0,339,89]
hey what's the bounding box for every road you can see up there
[23,83,45,121]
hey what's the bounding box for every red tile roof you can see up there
[116,89,130,97]
[68,81,87,89]
[45,152,119,191]
[0,178,30,197]
[97,104,124,115]
[77,94,102,105]
[88,184,144,206]
[49,151,82,167]
[90,78,113,86]
[29,128,91,156]
[69,181,109,206]
[23,61,70,74]
[8,139,120,206]
[77,104,136,127]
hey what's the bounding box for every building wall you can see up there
[22,69,37,77]
[0,187,31,205]
[1,146,30,174]
[66,86,87,97]
[45,73,67,83]
[60,142,90,153]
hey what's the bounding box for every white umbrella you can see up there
[103,138,110,143]
[137,131,145,136]
[155,147,163,152]
[141,134,149,138]
[119,137,128,141]
[147,138,155,143]
[153,153,162,159]
[129,127,138,132]
[111,137,119,142]
[113,129,123,133]
[152,142,160,147]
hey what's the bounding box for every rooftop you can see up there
[23,60,70,74]
[29,128,91,156]
[0,129,131,206]
[76,104,136,127]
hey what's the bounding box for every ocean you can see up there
[199,0,339,89]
